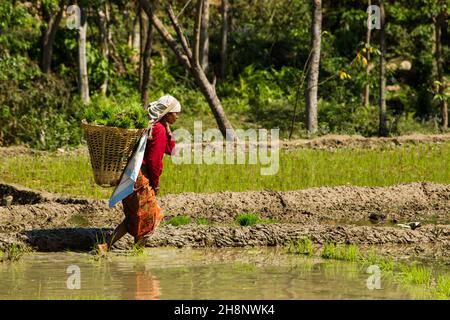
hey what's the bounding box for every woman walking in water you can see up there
[97,95,181,254]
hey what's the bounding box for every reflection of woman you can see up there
[133,271,161,300]
[98,95,181,253]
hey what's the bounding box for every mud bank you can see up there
[0,181,449,260]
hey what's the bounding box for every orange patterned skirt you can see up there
[122,169,163,242]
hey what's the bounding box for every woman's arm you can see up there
[164,123,176,155]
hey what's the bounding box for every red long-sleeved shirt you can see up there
[142,122,175,191]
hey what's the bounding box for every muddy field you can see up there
[0,180,449,261]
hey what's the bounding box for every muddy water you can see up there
[0,247,412,300]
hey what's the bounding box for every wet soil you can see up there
[0,181,448,261]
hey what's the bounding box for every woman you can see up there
[97,95,181,254]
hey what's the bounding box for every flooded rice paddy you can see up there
[0,247,418,300]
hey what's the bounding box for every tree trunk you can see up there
[133,9,141,54]
[364,0,371,107]
[78,8,90,104]
[379,0,387,136]
[220,0,229,79]
[139,4,148,90]
[306,0,322,136]
[200,0,209,73]
[130,4,141,65]
[98,2,110,94]
[40,1,64,73]
[140,0,237,140]
[141,17,154,107]
[435,0,448,130]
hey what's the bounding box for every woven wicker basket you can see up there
[82,122,146,187]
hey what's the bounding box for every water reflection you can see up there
[0,248,417,300]
[132,271,161,300]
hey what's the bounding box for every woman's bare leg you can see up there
[108,220,128,247]
[97,219,128,254]
[134,236,146,247]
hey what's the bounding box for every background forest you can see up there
[0,0,449,150]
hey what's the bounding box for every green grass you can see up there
[1,142,449,199]
[165,215,191,226]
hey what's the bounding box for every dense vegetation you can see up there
[0,0,449,150]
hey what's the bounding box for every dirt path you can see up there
[1,181,449,261]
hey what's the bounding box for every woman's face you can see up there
[165,112,179,125]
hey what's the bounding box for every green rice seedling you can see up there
[165,215,191,226]
[196,217,209,225]
[295,238,314,256]
[286,240,296,254]
[3,142,449,199]
[321,240,337,259]
[378,256,395,273]
[435,274,450,300]
[361,247,380,266]
[235,213,260,226]
[92,231,109,256]
[1,244,25,262]
[131,243,146,257]
[400,263,432,286]
[343,244,360,262]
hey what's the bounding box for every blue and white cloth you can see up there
[108,133,148,208]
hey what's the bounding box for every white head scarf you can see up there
[146,95,181,122]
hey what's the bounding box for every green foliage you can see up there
[0,0,449,149]
[0,1,38,55]
[0,57,84,150]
